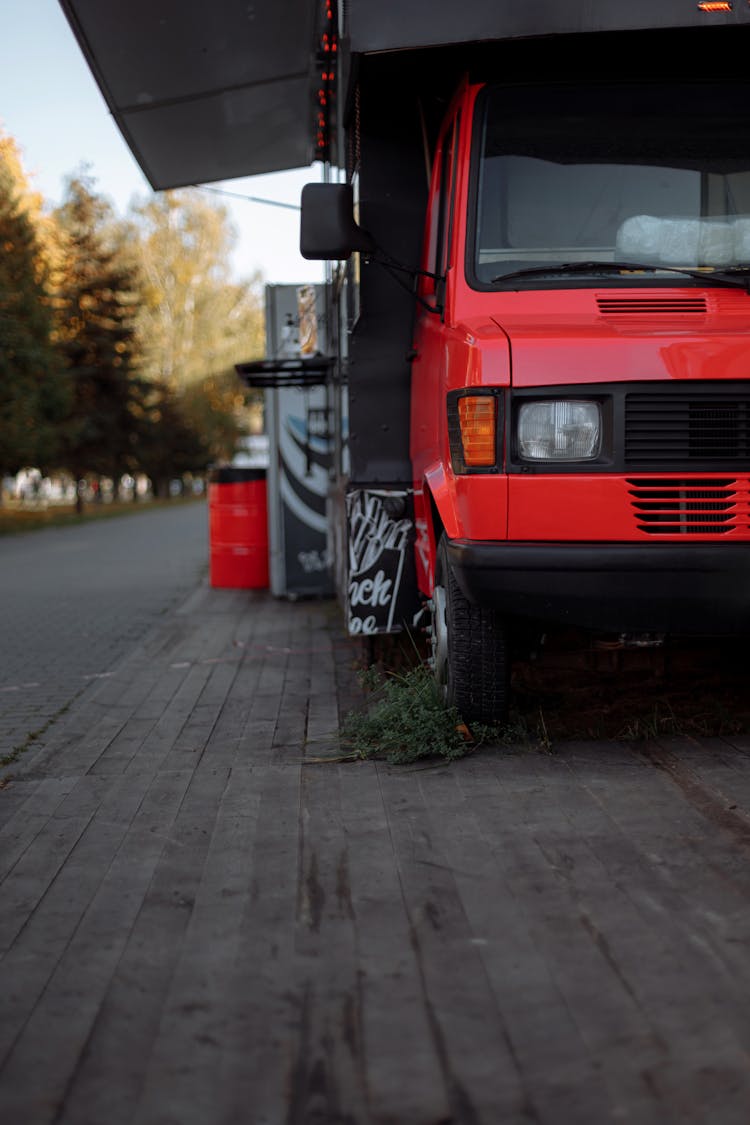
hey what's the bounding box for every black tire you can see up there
[431,533,510,724]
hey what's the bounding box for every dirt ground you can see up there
[366,625,750,746]
[509,629,750,743]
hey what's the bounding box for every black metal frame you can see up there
[235,356,333,389]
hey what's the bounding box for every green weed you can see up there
[340,663,499,765]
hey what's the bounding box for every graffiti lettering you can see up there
[348,569,393,609]
[348,614,378,635]
[346,488,412,637]
[297,549,331,574]
[348,493,411,576]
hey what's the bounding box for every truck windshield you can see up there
[473,82,750,287]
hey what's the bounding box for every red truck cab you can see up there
[300,28,750,725]
[408,74,750,721]
[58,2,750,725]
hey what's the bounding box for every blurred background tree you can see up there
[52,171,143,510]
[0,144,267,505]
[128,189,264,468]
[129,189,264,387]
[130,381,211,498]
[0,133,68,488]
[179,370,256,463]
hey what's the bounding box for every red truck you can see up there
[62,0,750,722]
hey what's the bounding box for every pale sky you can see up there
[0,0,324,286]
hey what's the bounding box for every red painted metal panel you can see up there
[508,474,750,541]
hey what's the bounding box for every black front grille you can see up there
[625,390,750,466]
[508,381,750,475]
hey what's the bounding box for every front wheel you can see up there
[430,534,510,724]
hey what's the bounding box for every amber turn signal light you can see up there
[458,395,497,467]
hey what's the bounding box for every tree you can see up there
[129,189,265,389]
[128,189,264,467]
[0,134,66,482]
[179,369,256,465]
[52,173,142,509]
[131,381,211,498]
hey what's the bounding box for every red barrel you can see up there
[208,467,269,589]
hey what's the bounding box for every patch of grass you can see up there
[330,623,750,763]
[339,663,501,765]
[0,495,204,537]
[617,700,683,741]
[337,627,750,760]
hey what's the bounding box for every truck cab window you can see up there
[473,82,750,286]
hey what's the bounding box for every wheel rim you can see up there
[430,582,449,703]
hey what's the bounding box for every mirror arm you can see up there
[368,254,439,284]
[365,252,443,316]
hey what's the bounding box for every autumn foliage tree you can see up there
[52,173,143,509]
[0,138,266,501]
[130,189,264,388]
[128,190,264,474]
[0,135,67,483]
[131,381,211,498]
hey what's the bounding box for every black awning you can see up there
[59,0,322,189]
[59,0,750,192]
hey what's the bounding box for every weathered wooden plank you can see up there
[87,602,249,775]
[336,762,453,1124]
[418,760,613,1119]
[377,763,540,1124]
[449,751,683,1122]
[0,768,194,1124]
[14,701,126,780]
[191,762,306,1124]
[0,811,95,961]
[274,759,370,1124]
[556,741,750,1118]
[650,734,750,820]
[534,754,745,1111]
[159,662,241,771]
[120,665,215,774]
[0,777,78,878]
[55,766,261,1125]
[7,766,230,1125]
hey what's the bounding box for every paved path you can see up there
[3,513,750,1123]
[0,501,208,756]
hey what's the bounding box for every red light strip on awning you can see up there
[697,2,732,10]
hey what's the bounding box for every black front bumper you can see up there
[447,540,750,634]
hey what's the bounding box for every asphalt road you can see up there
[0,501,209,757]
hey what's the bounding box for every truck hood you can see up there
[489,290,750,386]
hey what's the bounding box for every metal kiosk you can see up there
[237,284,335,600]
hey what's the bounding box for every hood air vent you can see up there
[597,296,708,318]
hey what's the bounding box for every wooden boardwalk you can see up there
[2,583,750,1124]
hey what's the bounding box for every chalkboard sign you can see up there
[346,488,417,635]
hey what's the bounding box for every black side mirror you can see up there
[300,183,373,260]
